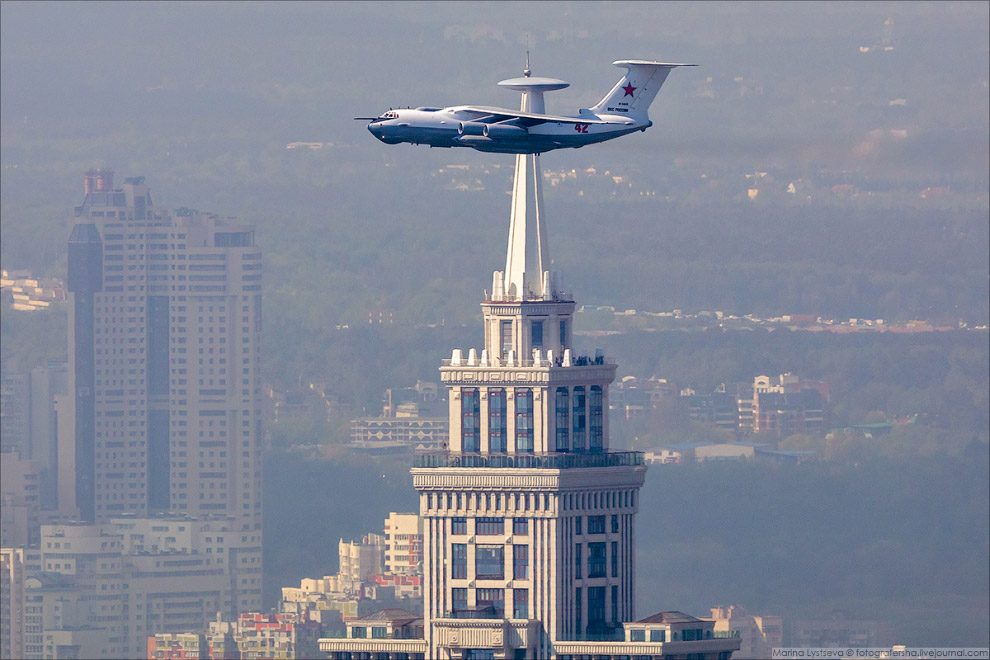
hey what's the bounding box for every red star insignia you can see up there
[622,83,636,97]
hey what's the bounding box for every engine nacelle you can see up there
[482,124,529,139]
[458,122,487,136]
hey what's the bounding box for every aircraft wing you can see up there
[459,106,612,126]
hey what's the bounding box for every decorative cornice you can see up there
[441,364,616,387]
[481,301,576,316]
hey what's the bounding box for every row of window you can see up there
[574,541,620,579]
[429,491,550,513]
[450,543,529,580]
[461,385,605,453]
[555,386,604,452]
[563,490,635,512]
[451,517,528,536]
[462,389,531,452]
[573,584,620,633]
[450,587,529,619]
[574,514,620,535]
[500,319,566,354]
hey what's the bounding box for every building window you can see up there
[489,388,506,453]
[513,544,529,579]
[515,389,533,452]
[650,629,666,642]
[612,514,619,534]
[475,545,504,579]
[611,541,618,577]
[575,587,582,633]
[588,586,606,632]
[462,388,480,452]
[531,320,543,348]
[612,584,619,623]
[559,319,567,348]
[501,320,513,359]
[572,386,586,451]
[476,517,504,535]
[574,543,582,579]
[476,588,504,616]
[590,385,603,452]
[575,516,582,535]
[452,587,468,614]
[588,515,606,535]
[452,543,468,579]
[452,517,467,535]
[351,626,366,639]
[513,518,528,535]
[513,588,529,619]
[555,387,570,451]
[372,626,387,638]
[588,542,606,578]
[631,629,645,642]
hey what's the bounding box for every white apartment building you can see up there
[384,512,423,576]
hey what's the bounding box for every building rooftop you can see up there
[413,450,643,470]
[353,608,422,625]
[636,611,704,625]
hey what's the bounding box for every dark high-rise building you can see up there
[61,170,263,612]
[66,222,102,522]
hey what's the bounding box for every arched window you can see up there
[489,389,505,453]
[462,388,479,452]
[555,387,570,452]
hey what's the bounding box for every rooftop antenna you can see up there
[524,36,531,78]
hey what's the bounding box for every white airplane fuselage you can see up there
[362,60,694,155]
[368,106,648,154]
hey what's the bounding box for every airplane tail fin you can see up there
[590,60,695,121]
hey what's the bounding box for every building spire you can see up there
[499,153,551,301]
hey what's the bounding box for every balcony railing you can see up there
[442,606,503,620]
[413,451,644,470]
[563,627,626,642]
[441,355,615,368]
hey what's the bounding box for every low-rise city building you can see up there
[1,451,42,547]
[383,512,422,576]
[706,605,783,659]
[791,610,892,648]
[0,269,66,311]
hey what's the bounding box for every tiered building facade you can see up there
[322,152,739,660]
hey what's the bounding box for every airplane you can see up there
[357,59,695,154]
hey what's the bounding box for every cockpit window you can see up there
[379,110,398,120]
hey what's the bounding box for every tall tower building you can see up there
[323,153,740,660]
[63,170,263,612]
[413,153,644,658]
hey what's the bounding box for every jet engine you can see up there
[483,124,529,139]
[457,122,487,136]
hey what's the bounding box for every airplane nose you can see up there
[369,122,403,144]
[368,123,385,141]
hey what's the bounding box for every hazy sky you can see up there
[1,1,987,300]
[2,1,986,146]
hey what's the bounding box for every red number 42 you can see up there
[574,123,589,133]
